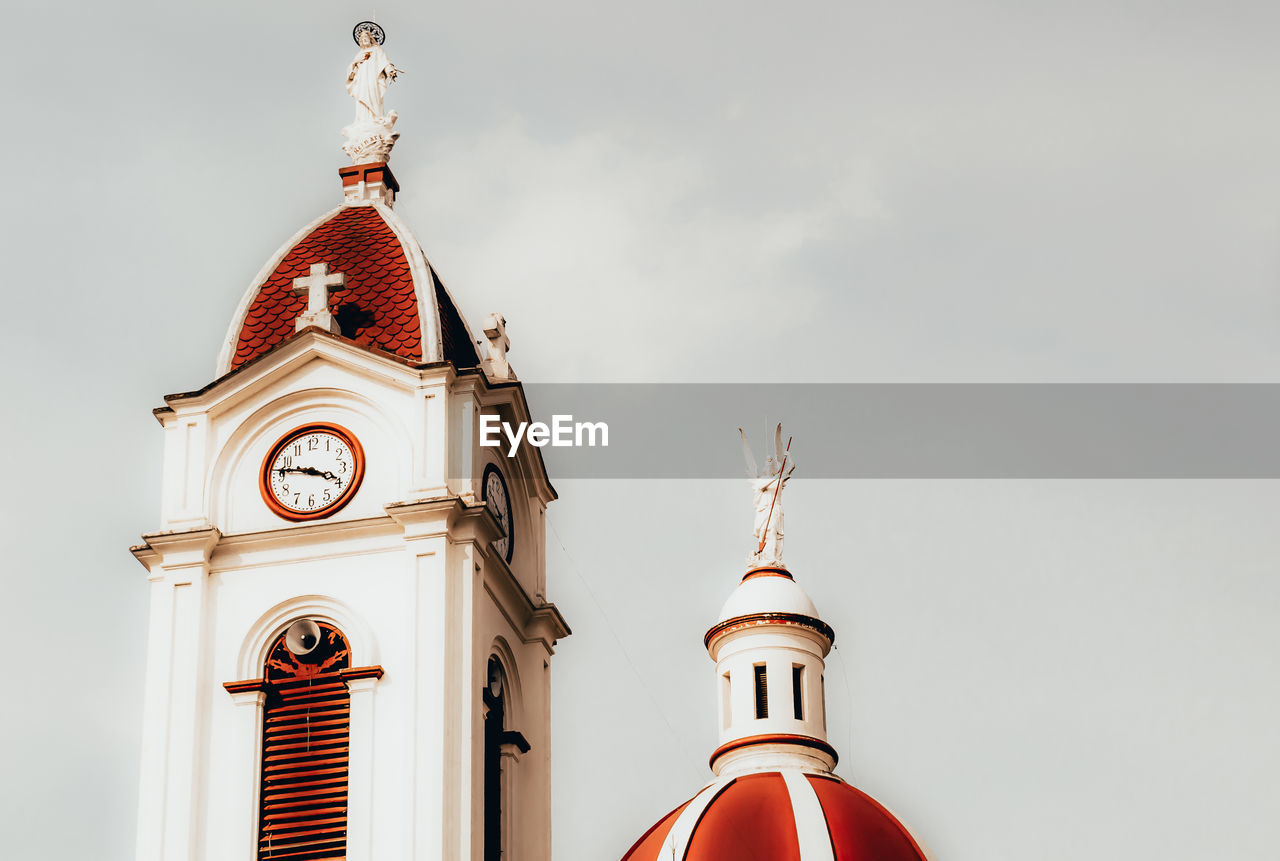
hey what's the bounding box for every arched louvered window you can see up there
[483,657,507,861]
[257,622,352,861]
[482,656,530,861]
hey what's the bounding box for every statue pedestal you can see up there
[342,112,400,164]
[742,565,793,582]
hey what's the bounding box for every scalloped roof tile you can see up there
[232,206,422,369]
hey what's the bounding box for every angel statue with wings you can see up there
[739,424,796,568]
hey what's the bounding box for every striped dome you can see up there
[622,771,932,861]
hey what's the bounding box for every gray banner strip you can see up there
[485,384,1280,478]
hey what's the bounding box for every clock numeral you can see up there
[281,455,292,468]
[307,494,315,507]
[336,447,344,457]
[323,489,332,503]
[281,484,290,494]
[339,460,347,473]
[308,437,318,451]
[294,494,301,506]
[293,444,301,456]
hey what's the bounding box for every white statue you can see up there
[342,23,401,163]
[347,27,398,124]
[739,424,796,568]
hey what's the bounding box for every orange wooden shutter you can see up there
[257,624,352,861]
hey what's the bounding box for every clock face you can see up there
[260,423,365,521]
[483,465,513,563]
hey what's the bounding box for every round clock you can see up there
[260,423,366,521]
[482,464,514,562]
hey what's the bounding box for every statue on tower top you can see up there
[739,424,796,568]
[342,22,401,164]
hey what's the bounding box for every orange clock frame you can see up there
[259,422,367,522]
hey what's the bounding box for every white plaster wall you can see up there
[714,627,831,747]
[476,577,555,861]
[202,360,418,534]
[475,439,547,604]
[201,542,410,859]
[137,338,563,861]
[153,340,464,535]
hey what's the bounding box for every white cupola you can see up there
[704,565,837,778]
[620,430,937,861]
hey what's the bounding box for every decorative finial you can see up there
[343,22,400,164]
[481,313,514,380]
[738,424,796,568]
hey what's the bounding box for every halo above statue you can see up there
[353,21,385,45]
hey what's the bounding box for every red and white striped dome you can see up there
[622,771,933,861]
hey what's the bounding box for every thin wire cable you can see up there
[547,510,706,787]
[829,642,856,777]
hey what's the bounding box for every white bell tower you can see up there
[131,31,569,860]
[705,566,837,778]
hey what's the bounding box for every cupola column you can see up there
[705,566,838,778]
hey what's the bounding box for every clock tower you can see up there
[131,29,568,861]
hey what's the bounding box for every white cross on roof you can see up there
[291,263,347,334]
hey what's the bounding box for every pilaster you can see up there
[132,526,221,861]
[344,669,384,861]
[385,498,462,859]
[499,743,524,861]
[223,685,267,858]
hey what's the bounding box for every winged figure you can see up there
[739,423,796,567]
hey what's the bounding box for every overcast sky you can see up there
[2,2,1278,859]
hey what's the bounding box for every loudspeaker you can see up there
[487,656,505,698]
[284,619,322,657]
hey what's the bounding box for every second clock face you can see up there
[483,465,513,563]
[261,423,365,520]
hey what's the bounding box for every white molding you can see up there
[373,202,447,364]
[782,771,836,861]
[663,778,731,858]
[215,204,346,376]
[488,636,525,729]
[234,594,379,680]
[346,675,381,861]
[206,381,413,529]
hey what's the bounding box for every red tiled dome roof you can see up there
[621,772,931,861]
[220,202,480,374]
[232,206,420,368]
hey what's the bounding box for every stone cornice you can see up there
[156,330,440,425]
[384,495,503,546]
[389,495,570,651]
[131,526,222,577]
[708,733,839,771]
[483,550,572,654]
[222,664,384,697]
[704,611,835,652]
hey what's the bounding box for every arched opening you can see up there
[483,656,507,861]
[482,655,530,861]
[257,621,352,861]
